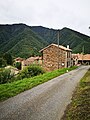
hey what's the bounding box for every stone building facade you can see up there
[40,44,72,71]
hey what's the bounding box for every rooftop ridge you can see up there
[40,43,72,52]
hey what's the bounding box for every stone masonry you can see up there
[40,44,72,71]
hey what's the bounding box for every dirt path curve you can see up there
[0,66,89,120]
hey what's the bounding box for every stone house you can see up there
[72,53,90,65]
[22,56,42,70]
[40,43,72,71]
[15,57,24,63]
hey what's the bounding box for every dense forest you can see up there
[0,24,48,58]
[0,23,90,58]
[31,26,90,54]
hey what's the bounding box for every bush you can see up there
[14,62,21,70]
[0,58,7,68]
[3,53,13,65]
[0,68,14,84]
[17,64,45,80]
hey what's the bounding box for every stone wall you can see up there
[66,51,72,67]
[42,45,67,71]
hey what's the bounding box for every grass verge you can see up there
[61,68,90,120]
[0,66,77,101]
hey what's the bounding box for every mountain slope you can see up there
[31,26,90,53]
[30,26,57,44]
[0,24,48,58]
[0,24,90,59]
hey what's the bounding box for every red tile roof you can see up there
[15,57,24,62]
[72,54,90,60]
[22,56,42,66]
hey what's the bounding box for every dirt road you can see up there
[0,66,89,120]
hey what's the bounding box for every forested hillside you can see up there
[31,26,90,54]
[0,23,90,58]
[0,24,48,58]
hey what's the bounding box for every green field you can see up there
[62,68,90,120]
[0,66,77,101]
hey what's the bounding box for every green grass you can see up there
[0,66,77,101]
[61,68,90,120]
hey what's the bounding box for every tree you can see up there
[3,53,13,65]
[15,62,21,70]
[0,58,7,68]
[0,68,13,84]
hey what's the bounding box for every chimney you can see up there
[67,45,69,49]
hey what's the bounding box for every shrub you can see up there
[0,68,14,84]
[17,64,45,80]
[0,58,7,68]
[14,62,21,70]
[3,53,13,65]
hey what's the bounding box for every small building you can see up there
[22,56,42,70]
[40,43,72,71]
[72,54,90,65]
[15,57,24,63]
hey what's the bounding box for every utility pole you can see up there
[82,45,84,54]
[57,30,60,69]
[82,45,84,65]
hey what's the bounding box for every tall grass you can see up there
[0,66,77,101]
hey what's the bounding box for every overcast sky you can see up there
[0,0,90,36]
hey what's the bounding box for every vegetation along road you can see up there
[0,66,89,120]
